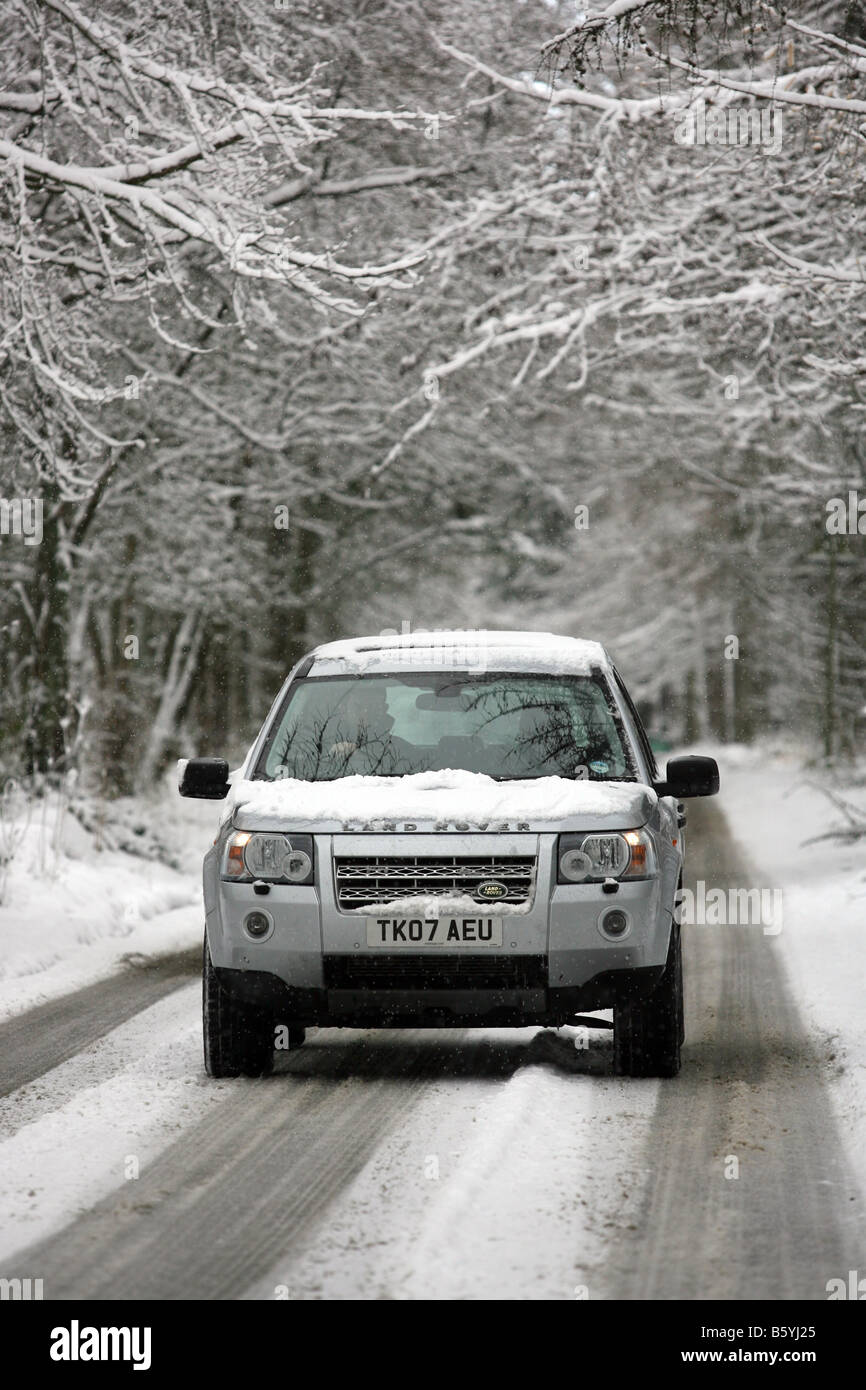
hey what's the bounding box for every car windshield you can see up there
[256,673,636,782]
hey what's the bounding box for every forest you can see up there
[1,0,864,795]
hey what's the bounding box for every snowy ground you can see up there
[241,1033,656,1301]
[710,743,866,1165]
[0,745,863,1297]
[0,776,217,1022]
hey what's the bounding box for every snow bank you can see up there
[718,745,866,1179]
[0,780,218,1022]
[230,768,655,830]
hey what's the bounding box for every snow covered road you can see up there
[0,790,862,1300]
[0,947,198,1099]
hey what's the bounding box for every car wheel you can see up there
[202,933,274,1078]
[613,920,683,1078]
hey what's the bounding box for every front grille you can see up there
[323,954,547,992]
[334,855,536,910]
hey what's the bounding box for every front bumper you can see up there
[205,832,674,1024]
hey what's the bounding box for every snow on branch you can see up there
[780,16,866,64]
[800,785,866,844]
[435,37,691,120]
[0,0,455,464]
[754,235,866,286]
[639,40,866,117]
[540,0,659,60]
[38,0,446,131]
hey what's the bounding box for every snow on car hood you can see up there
[229,768,656,832]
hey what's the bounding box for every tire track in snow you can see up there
[604,797,862,1300]
[0,983,218,1262]
[240,1048,656,1301]
[10,1033,440,1299]
[0,948,198,1099]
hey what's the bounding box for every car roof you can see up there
[303,630,612,678]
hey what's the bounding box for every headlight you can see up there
[557,829,656,883]
[281,847,313,882]
[220,831,314,884]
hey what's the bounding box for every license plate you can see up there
[366,916,503,948]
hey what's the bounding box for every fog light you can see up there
[599,908,630,940]
[244,910,272,940]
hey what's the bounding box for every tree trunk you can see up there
[137,609,205,787]
[822,533,838,760]
[23,483,73,777]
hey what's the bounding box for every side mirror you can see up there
[656,755,719,799]
[178,757,230,800]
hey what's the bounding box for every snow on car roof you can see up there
[306,630,610,677]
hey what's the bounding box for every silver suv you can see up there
[179,631,719,1078]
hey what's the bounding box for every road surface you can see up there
[0,800,860,1299]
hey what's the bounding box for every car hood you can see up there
[229,769,657,833]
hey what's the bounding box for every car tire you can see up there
[613,920,683,1078]
[203,933,274,1078]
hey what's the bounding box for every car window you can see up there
[612,667,658,783]
[257,672,639,782]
